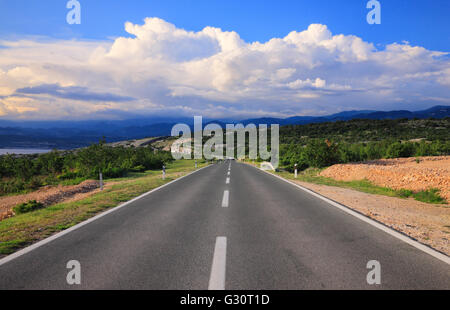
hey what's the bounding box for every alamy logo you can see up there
[66,0,81,25]
[366,0,381,25]
[171,116,280,169]
[66,260,81,285]
[366,260,381,285]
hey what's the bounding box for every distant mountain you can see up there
[0,106,448,149]
[328,106,450,121]
[326,110,377,119]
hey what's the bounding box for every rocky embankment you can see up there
[320,156,450,202]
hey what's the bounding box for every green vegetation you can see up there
[279,118,449,171]
[280,139,449,171]
[0,159,207,255]
[281,118,449,144]
[412,189,446,204]
[13,200,45,214]
[0,140,173,196]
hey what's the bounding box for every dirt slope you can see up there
[320,156,450,202]
[0,180,100,218]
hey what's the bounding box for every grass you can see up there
[412,189,446,204]
[0,159,208,256]
[246,161,448,205]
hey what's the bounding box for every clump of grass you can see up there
[412,189,446,204]
[13,200,45,214]
[394,188,446,204]
[398,189,414,198]
[0,239,29,255]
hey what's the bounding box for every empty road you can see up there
[0,161,449,289]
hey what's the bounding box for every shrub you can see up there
[304,139,339,168]
[385,142,415,158]
[102,166,128,178]
[13,200,45,214]
[25,177,43,190]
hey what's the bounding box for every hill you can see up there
[280,118,450,144]
[0,106,448,149]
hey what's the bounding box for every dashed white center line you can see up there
[226,177,230,184]
[208,236,227,290]
[227,171,230,176]
[221,190,229,207]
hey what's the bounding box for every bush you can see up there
[25,177,43,190]
[304,139,339,168]
[385,142,415,158]
[0,179,25,195]
[13,200,45,214]
[102,166,128,178]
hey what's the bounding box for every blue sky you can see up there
[0,0,449,120]
[1,0,449,50]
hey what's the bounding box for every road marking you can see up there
[208,237,227,290]
[226,177,230,184]
[222,190,229,207]
[0,164,214,267]
[227,171,230,176]
[247,163,450,265]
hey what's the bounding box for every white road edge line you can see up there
[245,163,450,265]
[226,177,230,184]
[0,164,214,267]
[208,236,227,290]
[222,190,230,208]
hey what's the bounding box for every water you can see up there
[0,148,52,155]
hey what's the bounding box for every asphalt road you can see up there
[0,161,449,289]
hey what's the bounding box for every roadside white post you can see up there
[294,164,298,179]
[162,165,166,180]
[99,172,103,191]
[195,160,198,169]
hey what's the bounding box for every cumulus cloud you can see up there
[0,17,449,119]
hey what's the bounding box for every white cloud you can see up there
[0,18,449,120]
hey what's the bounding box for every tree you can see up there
[304,139,339,168]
